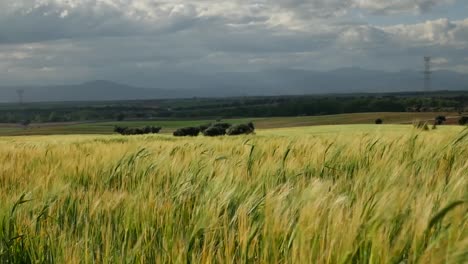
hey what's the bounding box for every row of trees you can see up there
[2,95,467,123]
[432,115,468,125]
[114,126,161,135]
[174,122,255,137]
[113,122,256,137]
[375,115,468,126]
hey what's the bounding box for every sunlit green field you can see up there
[0,125,467,263]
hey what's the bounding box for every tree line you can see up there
[1,94,467,124]
[113,122,255,136]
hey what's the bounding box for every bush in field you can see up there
[114,126,128,134]
[200,123,232,137]
[459,116,468,125]
[375,118,383,124]
[212,123,232,130]
[226,122,255,136]
[435,115,447,125]
[173,127,200,137]
[199,123,212,132]
[153,127,162,133]
[114,126,161,135]
[203,126,227,137]
[143,126,162,134]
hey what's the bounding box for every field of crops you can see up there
[0,125,467,263]
[0,112,460,136]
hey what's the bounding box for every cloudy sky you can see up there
[0,0,467,87]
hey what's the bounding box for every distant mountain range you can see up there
[0,80,187,103]
[1,68,467,102]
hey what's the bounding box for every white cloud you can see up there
[0,51,32,60]
[452,64,468,73]
[0,0,458,44]
[355,0,455,14]
[381,18,468,47]
[431,57,449,65]
[59,9,68,18]
[0,1,465,86]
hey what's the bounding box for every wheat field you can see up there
[0,125,467,263]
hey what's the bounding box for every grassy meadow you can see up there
[0,125,467,263]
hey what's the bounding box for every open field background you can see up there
[0,112,461,136]
[0,125,467,263]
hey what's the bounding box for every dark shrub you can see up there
[199,123,212,132]
[227,123,255,136]
[199,123,232,137]
[459,116,468,125]
[114,126,128,134]
[114,126,161,135]
[173,127,200,137]
[212,123,232,130]
[141,126,162,134]
[143,126,152,134]
[121,128,134,135]
[134,128,145,135]
[435,116,447,125]
[203,126,227,137]
[375,118,383,124]
[150,126,162,133]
